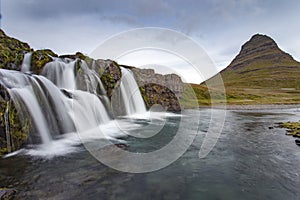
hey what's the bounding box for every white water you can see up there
[120,67,147,115]
[10,87,52,144]
[69,90,110,132]
[42,59,77,90]
[21,52,32,73]
[0,56,149,158]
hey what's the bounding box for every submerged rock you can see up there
[279,121,300,146]
[0,188,16,200]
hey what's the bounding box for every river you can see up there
[1,108,300,199]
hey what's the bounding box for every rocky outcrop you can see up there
[94,59,122,99]
[0,85,31,156]
[31,49,58,74]
[0,30,31,70]
[128,67,184,111]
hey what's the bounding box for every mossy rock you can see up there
[31,49,58,74]
[0,85,31,156]
[140,83,181,112]
[280,122,300,136]
[0,29,31,70]
[94,60,121,99]
[60,52,94,67]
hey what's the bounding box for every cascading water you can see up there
[0,55,148,156]
[21,52,32,73]
[119,67,147,115]
[42,58,77,90]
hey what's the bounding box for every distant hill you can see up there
[181,34,300,106]
[218,34,300,89]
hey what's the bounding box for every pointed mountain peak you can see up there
[227,33,294,70]
[240,33,278,53]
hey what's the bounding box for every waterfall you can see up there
[42,58,77,90]
[10,87,52,144]
[21,52,32,73]
[120,67,147,115]
[0,55,148,155]
[0,67,111,146]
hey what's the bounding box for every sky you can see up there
[1,0,300,83]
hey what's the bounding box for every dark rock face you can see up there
[140,83,181,112]
[130,67,184,111]
[0,30,31,70]
[227,34,294,71]
[228,34,293,69]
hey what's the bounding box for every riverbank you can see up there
[199,104,300,110]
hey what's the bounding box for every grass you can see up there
[180,83,300,108]
[279,122,300,137]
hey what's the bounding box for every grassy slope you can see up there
[180,34,300,108]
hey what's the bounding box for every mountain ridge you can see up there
[182,33,300,106]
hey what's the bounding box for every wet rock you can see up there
[0,188,16,200]
[61,89,73,99]
[0,84,31,156]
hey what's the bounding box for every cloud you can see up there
[2,0,300,75]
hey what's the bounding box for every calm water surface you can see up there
[1,108,300,200]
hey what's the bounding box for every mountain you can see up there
[182,34,300,106]
[218,34,300,90]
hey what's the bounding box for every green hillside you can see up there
[181,34,300,107]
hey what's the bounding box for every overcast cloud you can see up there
[1,0,300,83]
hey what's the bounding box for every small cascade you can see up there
[42,58,77,90]
[70,90,110,132]
[10,87,52,144]
[21,52,32,73]
[77,61,107,96]
[4,102,12,153]
[119,67,147,115]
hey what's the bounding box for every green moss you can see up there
[0,90,30,156]
[0,29,31,70]
[31,49,58,74]
[279,122,300,136]
[99,61,121,99]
